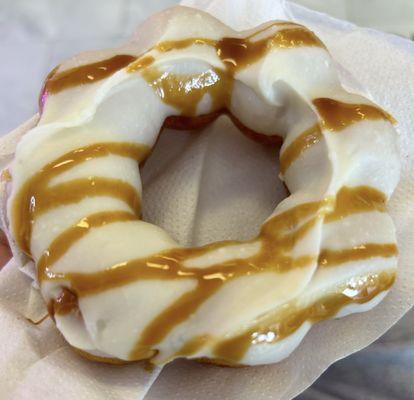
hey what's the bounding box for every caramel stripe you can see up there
[325,186,387,223]
[125,55,155,73]
[38,211,138,282]
[45,55,137,94]
[318,243,398,267]
[314,98,395,131]
[133,280,221,359]
[279,124,322,175]
[39,177,140,216]
[12,142,148,255]
[213,270,395,363]
[216,27,323,71]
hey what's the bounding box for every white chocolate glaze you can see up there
[6,6,400,366]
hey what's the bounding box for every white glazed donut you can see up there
[6,6,400,366]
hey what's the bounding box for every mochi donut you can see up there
[6,6,400,366]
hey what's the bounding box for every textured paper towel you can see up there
[1,1,414,399]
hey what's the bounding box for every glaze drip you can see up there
[142,67,233,116]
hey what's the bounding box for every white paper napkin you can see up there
[1,1,413,399]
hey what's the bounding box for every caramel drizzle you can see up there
[43,24,323,95]
[280,99,394,175]
[12,142,149,255]
[16,21,396,365]
[213,270,396,363]
[43,200,323,292]
[216,26,323,72]
[40,25,393,177]
[43,200,324,361]
[174,242,396,364]
[37,211,138,281]
[124,55,155,73]
[13,146,396,363]
[37,185,396,362]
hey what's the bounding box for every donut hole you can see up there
[141,115,287,246]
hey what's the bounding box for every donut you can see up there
[7,6,400,366]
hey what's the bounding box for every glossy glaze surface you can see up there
[8,7,399,366]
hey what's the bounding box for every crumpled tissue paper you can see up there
[1,0,414,399]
